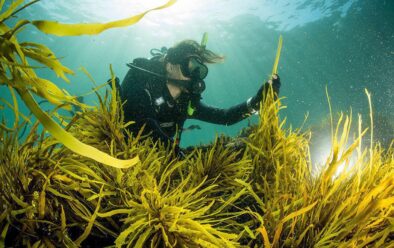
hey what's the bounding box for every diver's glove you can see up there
[106,76,120,88]
[247,74,281,112]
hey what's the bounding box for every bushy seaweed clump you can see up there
[1,86,393,247]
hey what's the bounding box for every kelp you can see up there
[0,0,191,167]
[187,137,252,196]
[1,80,392,247]
[241,89,393,247]
[114,172,239,248]
[31,0,177,36]
[17,86,139,169]
[0,121,68,247]
[271,35,283,77]
[0,85,245,247]
[0,0,177,167]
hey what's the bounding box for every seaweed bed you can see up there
[1,1,393,247]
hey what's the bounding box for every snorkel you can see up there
[201,32,208,50]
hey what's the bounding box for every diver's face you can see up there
[165,62,191,93]
[166,63,191,81]
[165,56,208,94]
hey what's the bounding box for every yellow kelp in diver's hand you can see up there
[31,0,177,36]
[0,1,139,168]
[271,35,283,77]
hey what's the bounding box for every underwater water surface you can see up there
[2,0,393,163]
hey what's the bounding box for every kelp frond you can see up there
[31,0,177,36]
[0,1,141,168]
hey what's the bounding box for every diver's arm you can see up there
[192,101,251,125]
[192,75,281,125]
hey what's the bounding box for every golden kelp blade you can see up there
[21,42,74,82]
[17,88,139,169]
[271,35,283,76]
[31,0,177,36]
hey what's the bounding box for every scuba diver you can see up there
[118,35,281,156]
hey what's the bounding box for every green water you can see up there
[1,0,393,154]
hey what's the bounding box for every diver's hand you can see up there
[268,74,281,96]
[106,77,120,88]
[248,74,281,112]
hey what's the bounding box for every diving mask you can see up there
[169,77,206,95]
[180,56,208,80]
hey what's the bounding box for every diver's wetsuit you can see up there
[121,58,253,145]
